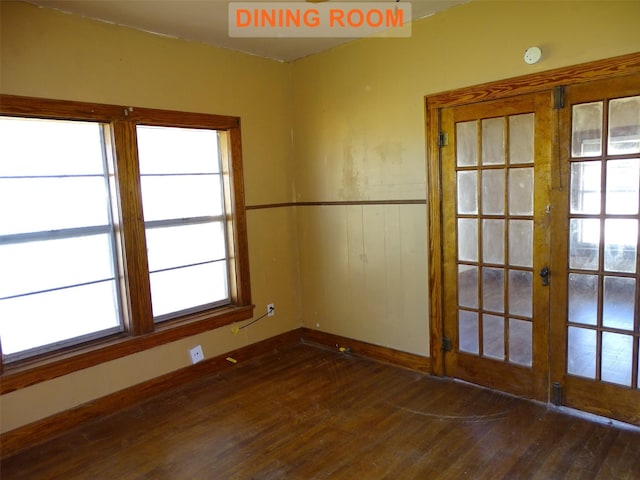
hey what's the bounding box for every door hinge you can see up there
[552,381,564,405]
[442,337,452,352]
[438,131,449,147]
[553,85,565,110]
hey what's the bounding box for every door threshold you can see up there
[549,405,640,432]
[452,376,640,431]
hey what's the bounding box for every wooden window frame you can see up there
[0,95,253,393]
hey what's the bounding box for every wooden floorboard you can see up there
[2,343,640,479]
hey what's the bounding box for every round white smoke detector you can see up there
[524,46,542,65]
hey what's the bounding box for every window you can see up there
[0,95,252,375]
[137,126,230,320]
[0,117,123,361]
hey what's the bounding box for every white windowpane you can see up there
[456,121,477,167]
[458,265,478,309]
[0,115,122,361]
[458,310,479,355]
[0,117,105,176]
[482,170,505,215]
[483,314,504,360]
[509,270,532,318]
[457,218,478,262]
[572,102,603,158]
[570,161,601,215]
[0,281,121,356]
[509,114,534,165]
[509,168,534,216]
[603,276,636,331]
[509,220,533,268]
[569,219,600,270]
[150,262,228,318]
[140,175,223,221]
[138,124,229,320]
[146,222,226,272]
[604,219,637,273]
[137,125,220,174]
[567,327,596,379]
[482,267,504,313]
[601,333,633,387]
[457,170,477,214]
[0,235,115,299]
[509,319,532,367]
[606,159,639,215]
[608,96,640,155]
[482,118,505,165]
[568,273,598,326]
[483,219,504,265]
[0,177,110,235]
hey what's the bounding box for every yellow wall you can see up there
[292,0,640,355]
[2,0,640,433]
[0,1,300,433]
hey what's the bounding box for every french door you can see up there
[436,70,640,424]
[551,74,640,424]
[440,92,552,401]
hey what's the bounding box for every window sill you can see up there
[0,304,254,395]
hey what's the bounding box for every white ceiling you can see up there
[25,0,468,62]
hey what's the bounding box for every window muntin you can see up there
[136,125,230,321]
[0,117,123,361]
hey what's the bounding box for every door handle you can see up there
[540,267,550,286]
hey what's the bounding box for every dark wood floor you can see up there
[2,343,640,479]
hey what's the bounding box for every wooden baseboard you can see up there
[0,329,301,459]
[301,328,431,373]
[1,327,431,459]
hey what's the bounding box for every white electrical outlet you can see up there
[189,345,204,365]
[267,303,275,317]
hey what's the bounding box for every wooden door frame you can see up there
[425,52,640,378]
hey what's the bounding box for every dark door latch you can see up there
[540,267,550,286]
